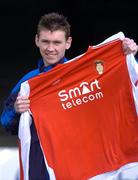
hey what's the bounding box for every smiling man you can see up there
[35,24,72,66]
[1,12,138,180]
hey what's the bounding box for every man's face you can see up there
[35,29,72,66]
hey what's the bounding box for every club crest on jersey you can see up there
[94,60,104,75]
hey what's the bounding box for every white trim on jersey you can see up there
[18,81,31,180]
[89,162,138,180]
[126,53,138,115]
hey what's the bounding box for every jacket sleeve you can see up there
[0,79,22,134]
[0,68,40,134]
[1,76,27,134]
[1,92,20,134]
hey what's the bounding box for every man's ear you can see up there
[66,37,72,50]
[35,34,39,47]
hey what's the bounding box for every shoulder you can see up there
[21,69,40,80]
[11,68,40,94]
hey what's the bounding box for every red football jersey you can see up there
[28,39,138,179]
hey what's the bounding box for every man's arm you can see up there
[0,69,40,134]
[1,91,20,134]
[0,71,36,134]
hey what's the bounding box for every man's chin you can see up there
[45,59,59,66]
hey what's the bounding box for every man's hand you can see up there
[14,96,30,113]
[122,38,138,56]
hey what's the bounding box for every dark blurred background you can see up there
[0,0,138,145]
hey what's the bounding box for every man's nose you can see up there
[46,43,54,51]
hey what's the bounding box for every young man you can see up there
[1,12,138,179]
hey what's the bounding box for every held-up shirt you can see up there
[19,32,138,180]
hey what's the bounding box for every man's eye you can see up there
[55,42,61,45]
[44,41,49,44]
[41,40,48,44]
